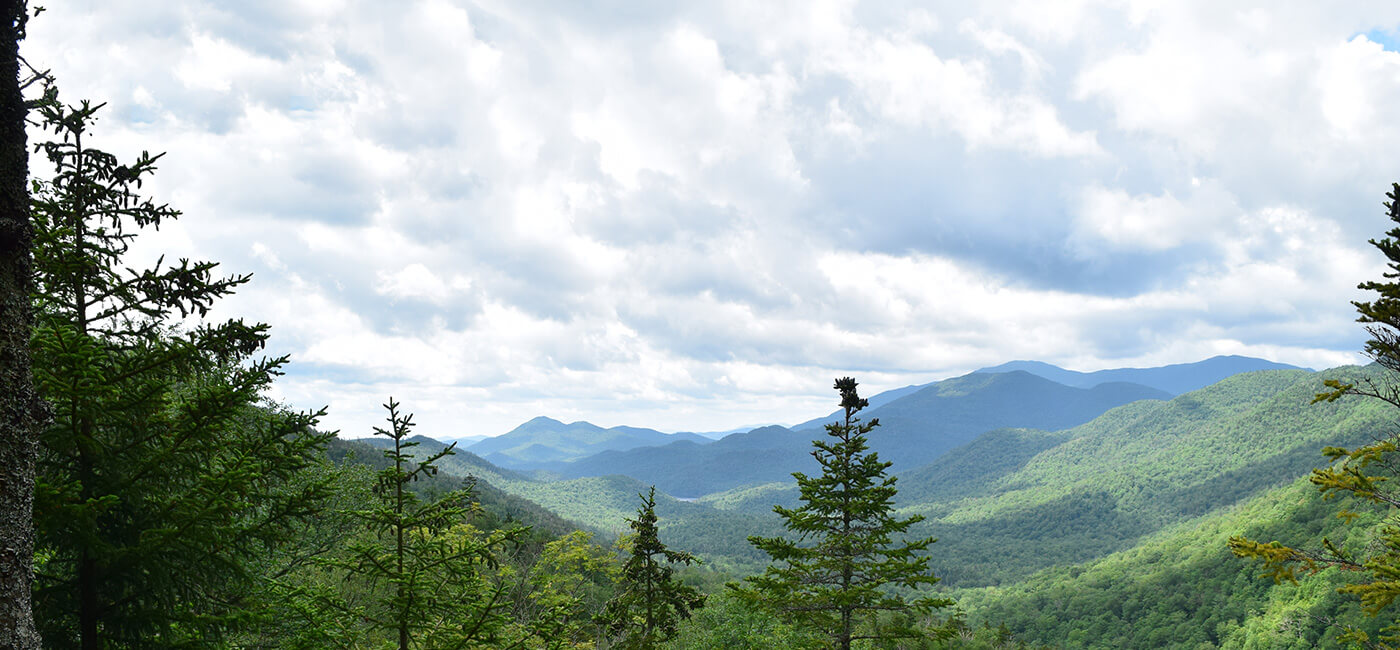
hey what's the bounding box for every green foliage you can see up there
[331,435,581,542]
[596,487,706,649]
[955,478,1389,649]
[908,367,1387,588]
[511,530,619,648]
[662,590,823,649]
[324,399,527,650]
[1231,182,1400,647]
[27,95,333,647]
[735,377,952,650]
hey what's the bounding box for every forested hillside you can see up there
[954,478,1388,648]
[910,367,1386,586]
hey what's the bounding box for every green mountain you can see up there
[690,367,1390,592]
[953,477,1387,648]
[464,416,711,468]
[327,436,580,539]
[557,371,1169,497]
[698,427,1075,516]
[338,363,1400,649]
[359,433,781,568]
[902,366,1388,588]
[974,354,1305,396]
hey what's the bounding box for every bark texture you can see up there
[0,0,38,647]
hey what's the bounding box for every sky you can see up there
[23,1,1400,439]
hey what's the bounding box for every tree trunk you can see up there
[0,0,39,647]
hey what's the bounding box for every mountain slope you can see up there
[366,433,782,567]
[954,476,1387,648]
[560,372,1168,497]
[906,366,1390,587]
[327,436,580,539]
[465,416,711,468]
[975,354,1305,395]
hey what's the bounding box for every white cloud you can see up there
[21,0,1398,436]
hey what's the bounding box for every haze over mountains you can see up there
[458,356,1303,497]
[556,372,1170,497]
[973,354,1304,396]
[466,417,710,468]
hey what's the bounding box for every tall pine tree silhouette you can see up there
[27,96,334,647]
[736,377,951,650]
[596,486,704,649]
[328,399,525,649]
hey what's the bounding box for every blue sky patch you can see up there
[1361,28,1400,52]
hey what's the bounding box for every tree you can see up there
[595,486,705,649]
[1231,183,1400,648]
[27,96,335,647]
[735,377,951,650]
[511,530,619,649]
[327,398,526,649]
[0,0,39,646]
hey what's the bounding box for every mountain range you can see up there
[554,371,1170,496]
[974,354,1304,395]
[458,356,1304,481]
[348,355,1400,647]
[465,416,710,468]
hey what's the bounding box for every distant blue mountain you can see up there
[465,416,711,468]
[674,424,785,441]
[975,355,1307,395]
[558,373,1167,497]
[788,381,933,431]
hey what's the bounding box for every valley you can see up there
[383,357,1400,647]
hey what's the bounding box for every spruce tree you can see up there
[735,377,951,650]
[1232,183,1400,648]
[27,95,334,647]
[595,486,705,649]
[329,398,525,649]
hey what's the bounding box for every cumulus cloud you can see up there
[23,0,1394,436]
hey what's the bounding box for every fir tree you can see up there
[595,486,705,649]
[735,377,951,650]
[328,398,526,650]
[27,96,334,647]
[1232,183,1400,648]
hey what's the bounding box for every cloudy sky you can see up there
[24,1,1400,438]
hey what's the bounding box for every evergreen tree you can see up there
[26,96,334,647]
[0,1,40,646]
[735,377,951,650]
[328,398,526,649]
[1231,183,1400,648]
[596,487,705,649]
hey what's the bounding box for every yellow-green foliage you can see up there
[955,477,1390,649]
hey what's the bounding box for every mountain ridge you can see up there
[464,416,712,468]
[975,354,1307,395]
[554,370,1170,496]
